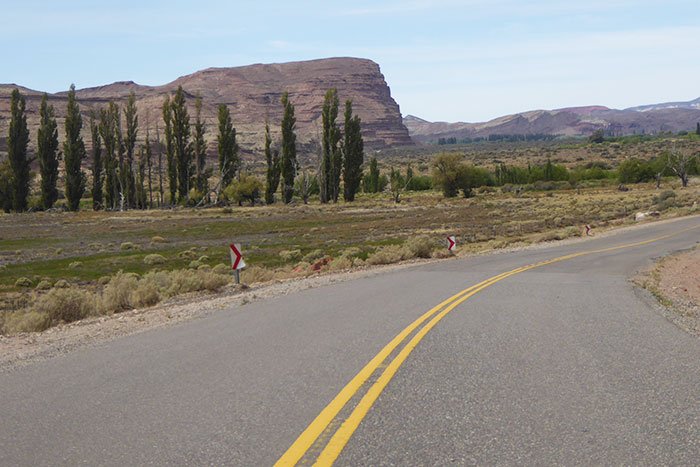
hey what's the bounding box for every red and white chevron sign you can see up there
[229,243,246,270]
[446,235,456,251]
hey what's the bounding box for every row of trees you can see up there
[1,87,86,212]
[1,86,367,212]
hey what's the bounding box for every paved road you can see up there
[1,216,698,466]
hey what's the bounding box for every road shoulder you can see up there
[635,246,700,337]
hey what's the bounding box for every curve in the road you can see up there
[276,223,700,466]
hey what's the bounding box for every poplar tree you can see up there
[280,92,297,204]
[37,93,59,210]
[343,100,364,201]
[63,84,86,211]
[124,91,138,207]
[320,88,340,203]
[170,86,191,203]
[99,103,119,209]
[7,88,30,212]
[217,104,238,190]
[193,96,208,195]
[264,122,280,204]
[145,128,153,208]
[155,121,164,206]
[162,95,176,204]
[89,111,103,210]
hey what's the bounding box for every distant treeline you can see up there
[437,134,559,145]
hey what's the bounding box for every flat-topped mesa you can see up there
[0,57,412,157]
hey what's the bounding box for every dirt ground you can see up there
[2,216,697,372]
[642,247,700,336]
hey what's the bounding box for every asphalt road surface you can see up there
[1,216,699,466]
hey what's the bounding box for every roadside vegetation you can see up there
[1,85,699,335]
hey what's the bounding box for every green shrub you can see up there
[68,261,83,269]
[143,254,167,266]
[120,242,138,251]
[178,249,198,259]
[188,260,203,269]
[212,263,230,275]
[302,249,325,263]
[54,279,70,288]
[15,277,33,288]
[35,280,52,290]
[279,249,302,262]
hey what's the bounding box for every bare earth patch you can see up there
[637,247,700,336]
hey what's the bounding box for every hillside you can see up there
[0,57,412,160]
[405,100,700,143]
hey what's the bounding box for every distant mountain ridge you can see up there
[0,57,412,157]
[405,98,700,143]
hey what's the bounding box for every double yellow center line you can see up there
[276,223,698,466]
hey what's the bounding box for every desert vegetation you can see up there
[1,85,699,335]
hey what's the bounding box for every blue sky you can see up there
[2,0,699,121]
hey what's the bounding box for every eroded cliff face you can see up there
[0,57,412,160]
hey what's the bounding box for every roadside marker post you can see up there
[446,235,457,252]
[229,243,246,284]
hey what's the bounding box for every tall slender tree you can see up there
[155,121,164,206]
[115,105,126,209]
[280,92,297,204]
[264,122,281,204]
[217,104,238,190]
[193,96,208,196]
[7,88,31,212]
[89,110,103,210]
[145,126,153,208]
[170,86,191,203]
[320,88,340,203]
[99,103,119,209]
[124,91,138,207]
[37,93,59,210]
[162,95,176,204]
[342,100,364,201]
[63,84,86,211]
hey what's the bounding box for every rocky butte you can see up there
[0,57,413,162]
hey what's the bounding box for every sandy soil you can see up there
[642,247,700,336]
[1,214,697,372]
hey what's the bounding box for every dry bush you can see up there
[101,272,139,313]
[212,263,230,275]
[68,261,83,269]
[431,248,454,259]
[151,236,168,243]
[141,269,230,298]
[143,254,167,266]
[188,260,203,269]
[3,310,50,334]
[366,245,408,265]
[130,282,161,308]
[178,249,198,259]
[302,249,325,263]
[34,288,97,325]
[340,247,362,258]
[279,249,302,262]
[120,242,138,251]
[329,256,353,271]
[53,279,70,288]
[241,266,275,284]
[404,236,437,258]
[35,280,52,290]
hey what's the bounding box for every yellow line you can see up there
[274,268,525,466]
[278,222,700,466]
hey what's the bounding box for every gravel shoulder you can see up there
[635,246,700,337]
[1,214,697,372]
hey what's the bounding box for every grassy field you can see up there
[1,174,698,334]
